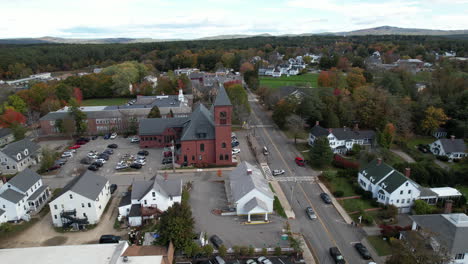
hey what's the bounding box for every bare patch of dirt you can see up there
[41,236,68,246]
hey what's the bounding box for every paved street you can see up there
[246,90,375,264]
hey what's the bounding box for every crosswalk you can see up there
[275,176,316,182]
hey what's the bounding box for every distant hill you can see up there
[0,26,466,44]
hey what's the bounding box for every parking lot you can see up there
[190,177,289,249]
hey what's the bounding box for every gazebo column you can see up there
[248,213,251,223]
[265,213,268,222]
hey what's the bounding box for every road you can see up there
[246,90,372,264]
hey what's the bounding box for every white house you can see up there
[118,175,182,227]
[308,122,375,154]
[433,128,448,139]
[226,161,274,222]
[0,138,41,175]
[49,171,110,229]
[409,213,468,264]
[0,168,50,223]
[430,136,466,160]
[0,128,14,147]
[357,159,420,213]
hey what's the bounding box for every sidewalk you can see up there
[295,234,317,264]
[156,166,236,174]
[270,180,296,219]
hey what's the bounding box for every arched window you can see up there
[200,144,205,152]
[220,155,224,160]
[224,154,229,160]
[221,142,226,148]
[220,111,227,125]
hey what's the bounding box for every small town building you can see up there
[0,168,50,223]
[0,128,14,147]
[49,171,111,229]
[357,159,420,213]
[430,136,467,160]
[433,127,448,139]
[0,138,41,175]
[118,175,182,227]
[225,161,274,222]
[419,187,463,205]
[308,122,375,154]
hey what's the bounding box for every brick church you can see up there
[139,84,233,166]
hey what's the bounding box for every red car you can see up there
[76,140,87,145]
[295,157,306,166]
[69,145,81,149]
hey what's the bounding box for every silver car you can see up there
[306,207,317,220]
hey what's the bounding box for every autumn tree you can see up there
[0,109,26,127]
[286,114,305,145]
[240,62,254,74]
[148,106,162,118]
[378,123,396,149]
[272,99,295,129]
[421,106,448,135]
[318,71,332,87]
[345,67,366,91]
[336,57,351,71]
[73,88,83,104]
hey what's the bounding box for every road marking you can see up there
[275,176,316,182]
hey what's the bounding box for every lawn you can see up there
[406,136,434,149]
[412,71,432,82]
[284,129,309,141]
[367,236,392,256]
[259,73,319,89]
[339,198,375,213]
[81,98,131,106]
[328,177,358,197]
[455,185,468,202]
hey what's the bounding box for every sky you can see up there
[0,0,467,39]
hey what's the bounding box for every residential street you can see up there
[246,90,376,264]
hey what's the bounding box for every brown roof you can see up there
[122,245,167,256]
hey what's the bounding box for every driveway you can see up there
[390,149,415,163]
[0,192,126,248]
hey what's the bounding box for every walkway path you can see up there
[390,149,415,163]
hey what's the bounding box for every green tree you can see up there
[39,147,59,173]
[218,244,227,257]
[421,106,448,135]
[378,123,396,149]
[286,114,305,145]
[202,244,214,257]
[309,137,333,168]
[147,106,162,118]
[5,94,27,113]
[272,99,295,129]
[413,200,436,215]
[10,123,27,141]
[68,98,87,135]
[248,246,255,256]
[156,202,194,250]
[274,247,282,256]
[225,83,251,123]
[55,119,64,133]
[239,246,248,256]
[55,83,73,102]
[184,242,201,258]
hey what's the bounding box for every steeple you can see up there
[178,88,185,103]
[213,84,232,107]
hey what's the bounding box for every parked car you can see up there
[61,152,73,158]
[257,256,272,264]
[76,140,87,145]
[272,169,285,176]
[231,141,240,147]
[81,157,93,165]
[163,151,172,157]
[214,256,226,264]
[306,207,317,220]
[99,235,121,244]
[91,135,98,140]
[418,144,429,153]
[98,154,109,160]
[87,153,98,159]
[162,157,173,164]
[103,133,111,140]
[77,137,90,142]
[88,164,99,171]
[131,137,140,143]
[246,260,256,264]
[47,164,61,171]
[263,146,269,155]
[130,163,142,169]
[92,160,104,167]
[232,148,241,154]
[96,158,107,164]
[115,164,129,170]
[110,184,118,194]
[103,149,114,155]
[135,159,146,166]
[329,247,346,264]
[354,243,371,260]
[56,159,67,165]
[107,144,118,149]
[138,150,149,156]
[231,132,237,138]
[295,157,306,166]
[210,235,223,249]
[320,193,332,204]
[110,132,117,139]
[69,145,81,149]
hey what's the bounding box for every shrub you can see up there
[202,245,214,257]
[436,155,449,162]
[275,247,282,256]
[322,171,336,182]
[240,246,249,256]
[218,245,227,257]
[361,213,374,224]
[333,190,344,197]
[248,246,255,256]
[233,245,240,256]
[378,205,398,220]
[262,248,268,255]
[362,191,373,200]
[370,199,380,207]
[413,200,437,215]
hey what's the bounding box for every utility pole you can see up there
[171,139,175,173]
[290,177,297,202]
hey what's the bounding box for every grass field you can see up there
[81,98,131,106]
[259,73,319,89]
[407,136,434,149]
[328,177,359,197]
[339,198,375,213]
[367,236,392,256]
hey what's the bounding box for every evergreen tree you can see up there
[148,105,162,118]
[156,202,194,250]
[68,98,87,135]
[309,137,333,168]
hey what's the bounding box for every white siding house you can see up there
[0,168,50,222]
[118,175,182,227]
[0,128,14,147]
[226,161,274,222]
[357,159,420,213]
[0,139,41,175]
[49,171,110,229]
[430,137,466,160]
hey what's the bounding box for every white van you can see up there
[263,146,269,155]
[215,256,226,264]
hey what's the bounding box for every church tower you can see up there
[213,84,233,165]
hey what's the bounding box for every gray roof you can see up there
[27,184,48,201]
[0,138,40,162]
[7,168,41,193]
[410,214,468,254]
[438,138,466,153]
[180,104,215,141]
[244,197,269,212]
[138,117,188,135]
[0,189,24,204]
[309,125,329,138]
[360,159,394,184]
[213,84,232,107]
[130,176,182,201]
[119,192,132,207]
[0,128,12,138]
[129,204,142,217]
[131,180,153,201]
[56,171,108,201]
[419,187,437,198]
[331,128,375,141]
[229,161,274,203]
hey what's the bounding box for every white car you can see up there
[96,158,106,164]
[258,257,272,264]
[135,159,146,165]
[246,260,256,264]
[61,152,73,158]
[115,164,128,170]
[130,137,140,143]
[88,153,98,159]
[272,169,285,176]
[232,148,241,154]
[110,132,117,139]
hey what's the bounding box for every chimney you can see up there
[315,120,319,126]
[377,158,382,166]
[444,200,453,214]
[246,169,252,175]
[354,123,359,131]
[405,168,411,178]
[328,128,332,133]
[1,177,6,184]
[451,135,455,141]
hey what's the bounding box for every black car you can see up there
[99,235,121,244]
[91,135,98,140]
[104,133,111,139]
[130,163,142,169]
[417,144,429,153]
[56,159,67,166]
[320,193,332,204]
[98,153,109,160]
[107,144,118,149]
[354,243,371,260]
[110,184,118,194]
[231,141,240,147]
[103,149,114,155]
[78,137,90,142]
[138,150,149,156]
[210,235,223,249]
[88,164,99,171]
[329,247,346,264]
[162,157,173,164]
[92,161,104,167]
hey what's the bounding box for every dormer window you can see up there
[24,149,29,156]
[16,153,22,161]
